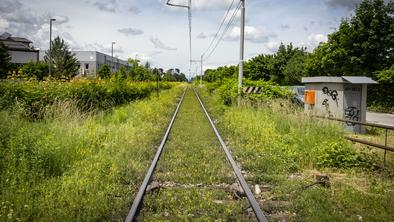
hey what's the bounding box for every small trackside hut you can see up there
[301,76,377,134]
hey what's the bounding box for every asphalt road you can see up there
[367,112,394,127]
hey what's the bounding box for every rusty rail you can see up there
[344,136,394,152]
[314,115,394,130]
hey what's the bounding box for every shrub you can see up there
[0,80,174,119]
[214,78,292,105]
[317,141,371,168]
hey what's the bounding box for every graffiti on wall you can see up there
[322,99,333,117]
[322,87,338,101]
[321,86,338,117]
[344,106,360,126]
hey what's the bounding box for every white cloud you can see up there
[0,18,10,30]
[264,41,280,53]
[161,0,233,10]
[80,42,124,54]
[308,33,328,44]
[0,0,71,49]
[225,26,276,43]
[118,28,144,36]
[197,32,207,39]
[128,6,141,14]
[193,0,233,10]
[93,0,117,13]
[307,33,328,50]
[150,36,177,51]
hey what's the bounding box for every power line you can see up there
[204,1,241,61]
[201,0,236,58]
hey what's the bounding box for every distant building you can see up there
[73,51,129,77]
[0,32,39,64]
[39,50,130,78]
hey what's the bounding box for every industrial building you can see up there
[39,50,129,78]
[0,32,39,64]
[73,51,129,78]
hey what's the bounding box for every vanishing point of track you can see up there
[125,87,268,222]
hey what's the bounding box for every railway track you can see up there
[125,87,268,222]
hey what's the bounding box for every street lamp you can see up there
[111,42,116,71]
[49,18,56,78]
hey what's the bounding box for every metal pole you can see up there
[166,0,191,80]
[238,0,245,106]
[188,0,192,82]
[200,55,203,86]
[49,18,56,78]
[156,70,160,97]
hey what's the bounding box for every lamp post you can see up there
[49,18,56,78]
[111,42,116,71]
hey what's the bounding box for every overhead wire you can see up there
[204,1,241,61]
[201,0,236,58]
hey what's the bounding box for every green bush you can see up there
[213,78,292,105]
[19,61,49,80]
[317,141,372,168]
[0,80,173,119]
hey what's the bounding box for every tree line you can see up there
[203,0,393,110]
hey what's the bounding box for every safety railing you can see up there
[314,115,393,166]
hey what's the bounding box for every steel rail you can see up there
[125,88,187,222]
[192,88,268,222]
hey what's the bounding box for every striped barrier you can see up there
[243,86,263,94]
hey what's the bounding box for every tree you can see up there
[20,61,49,80]
[0,41,11,78]
[44,36,79,80]
[244,54,274,81]
[243,43,307,85]
[306,0,394,77]
[97,64,111,79]
[283,52,308,85]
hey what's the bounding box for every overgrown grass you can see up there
[0,79,173,119]
[139,88,250,221]
[0,85,184,221]
[197,86,394,221]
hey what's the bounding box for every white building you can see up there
[39,50,130,78]
[0,32,39,64]
[73,51,129,78]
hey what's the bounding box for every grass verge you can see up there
[0,85,183,221]
[197,86,394,222]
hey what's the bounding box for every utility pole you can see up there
[238,0,245,106]
[188,0,192,80]
[49,18,56,78]
[111,42,116,72]
[200,55,203,86]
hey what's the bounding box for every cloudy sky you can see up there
[0,0,363,77]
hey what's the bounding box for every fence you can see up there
[314,115,393,166]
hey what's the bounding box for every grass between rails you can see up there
[138,88,251,221]
[0,85,184,221]
[197,86,394,222]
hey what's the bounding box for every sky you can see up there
[0,0,364,78]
